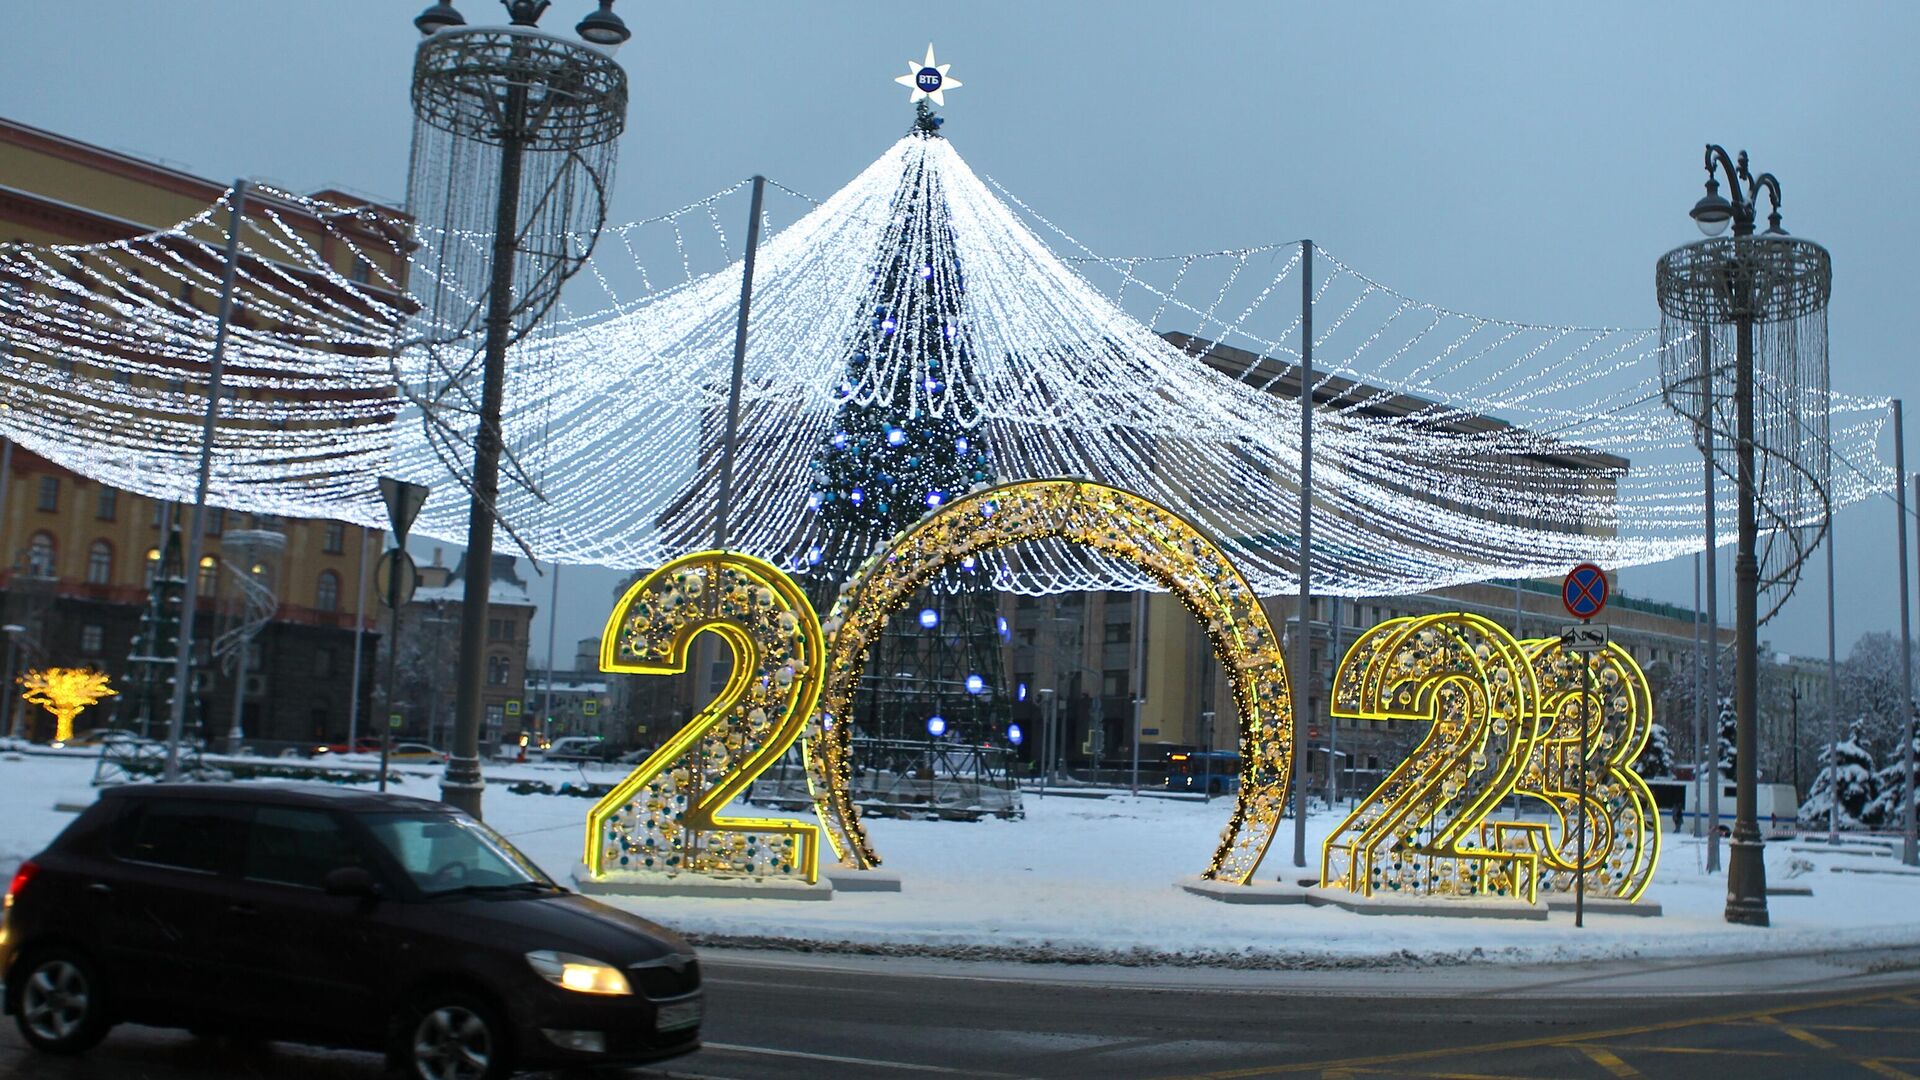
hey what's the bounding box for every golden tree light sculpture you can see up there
[20,668,118,743]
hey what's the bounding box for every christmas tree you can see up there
[1633,722,1674,779]
[1715,695,1737,779]
[1799,719,1880,829]
[803,101,1007,745]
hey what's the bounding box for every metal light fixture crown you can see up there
[575,0,631,48]
[413,1,466,35]
[502,0,552,26]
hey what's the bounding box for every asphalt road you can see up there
[5,947,1920,1079]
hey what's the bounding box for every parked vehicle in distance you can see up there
[387,743,449,763]
[1,783,702,1077]
[541,736,608,763]
[314,737,385,757]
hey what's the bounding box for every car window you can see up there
[244,806,373,889]
[363,811,550,894]
[111,799,247,874]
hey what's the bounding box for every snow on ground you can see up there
[6,749,1919,968]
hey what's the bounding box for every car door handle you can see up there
[226,904,258,917]
[86,883,112,896]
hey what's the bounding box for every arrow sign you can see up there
[1562,563,1609,619]
[1559,623,1610,654]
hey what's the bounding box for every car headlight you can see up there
[525,950,631,996]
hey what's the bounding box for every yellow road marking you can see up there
[1861,1062,1920,1080]
[1757,1013,1840,1050]
[1150,988,1917,1080]
[1574,1045,1643,1078]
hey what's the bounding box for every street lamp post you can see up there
[0,623,23,739]
[1660,145,1833,926]
[407,0,630,818]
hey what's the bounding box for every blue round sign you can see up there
[1562,563,1608,619]
[916,67,943,92]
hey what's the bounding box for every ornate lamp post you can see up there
[1658,146,1832,926]
[407,0,629,817]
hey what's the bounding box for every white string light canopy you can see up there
[0,133,1895,601]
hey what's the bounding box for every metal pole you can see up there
[1906,472,1920,866]
[227,604,250,754]
[0,631,17,742]
[166,180,248,781]
[0,438,12,570]
[346,527,373,750]
[445,78,530,819]
[1703,332,1722,872]
[381,545,402,793]
[1693,552,1705,838]
[713,175,766,552]
[1328,594,1342,808]
[1130,588,1146,797]
[1827,519,1839,842]
[542,562,561,738]
[1577,643,1590,928]
[1037,687,1051,798]
[1293,239,1313,868]
[1724,269,1769,926]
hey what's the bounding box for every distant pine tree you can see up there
[1715,695,1737,779]
[1862,716,1916,830]
[1633,722,1675,779]
[1799,718,1880,829]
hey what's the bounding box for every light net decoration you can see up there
[0,188,410,526]
[0,128,1893,599]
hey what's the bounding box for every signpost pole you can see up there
[1578,620,1590,929]
[1560,563,1609,930]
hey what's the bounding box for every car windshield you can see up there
[362,811,555,896]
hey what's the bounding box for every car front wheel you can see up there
[404,993,511,1080]
[14,949,112,1054]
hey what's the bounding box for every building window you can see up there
[314,648,335,678]
[1014,627,1036,647]
[36,476,58,512]
[484,703,504,731]
[96,488,118,521]
[322,521,345,554]
[80,624,104,655]
[26,532,55,575]
[85,539,113,585]
[315,570,341,613]
[1103,622,1132,644]
[488,618,514,643]
[1102,670,1129,697]
[199,555,219,597]
[487,654,510,686]
[205,508,224,536]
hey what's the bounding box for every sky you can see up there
[4,1,1917,667]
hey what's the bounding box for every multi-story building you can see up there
[386,548,533,753]
[0,117,401,745]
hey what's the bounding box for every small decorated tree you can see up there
[20,668,118,743]
[1862,716,1917,830]
[1715,695,1738,779]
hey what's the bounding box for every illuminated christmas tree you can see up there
[804,99,1008,745]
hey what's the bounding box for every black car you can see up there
[0,783,701,1078]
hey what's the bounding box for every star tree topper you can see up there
[896,44,962,106]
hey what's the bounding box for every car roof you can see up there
[98,782,459,815]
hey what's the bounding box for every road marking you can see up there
[1756,1013,1840,1050]
[1575,1045,1644,1078]
[1861,1063,1920,1080]
[703,975,896,995]
[701,1040,1019,1076]
[1147,987,1914,1079]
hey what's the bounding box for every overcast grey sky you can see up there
[4,2,1916,667]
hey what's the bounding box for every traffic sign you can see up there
[1562,563,1609,619]
[1559,624,1610,654]
[375,549,418,608]
[505,700,521,717]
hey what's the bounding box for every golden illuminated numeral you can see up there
[583,551,826,883]
[1320,614,1545,902]
[1487,639,1662,902]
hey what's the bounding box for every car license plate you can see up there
[656,997,702,1032]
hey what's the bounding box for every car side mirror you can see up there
[323,866,383,900]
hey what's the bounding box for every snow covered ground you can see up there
[5,748,1918,969]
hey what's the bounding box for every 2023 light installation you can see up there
[1318,615,1661,903]
[579,481,1659,901]
[584,551,826,883]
